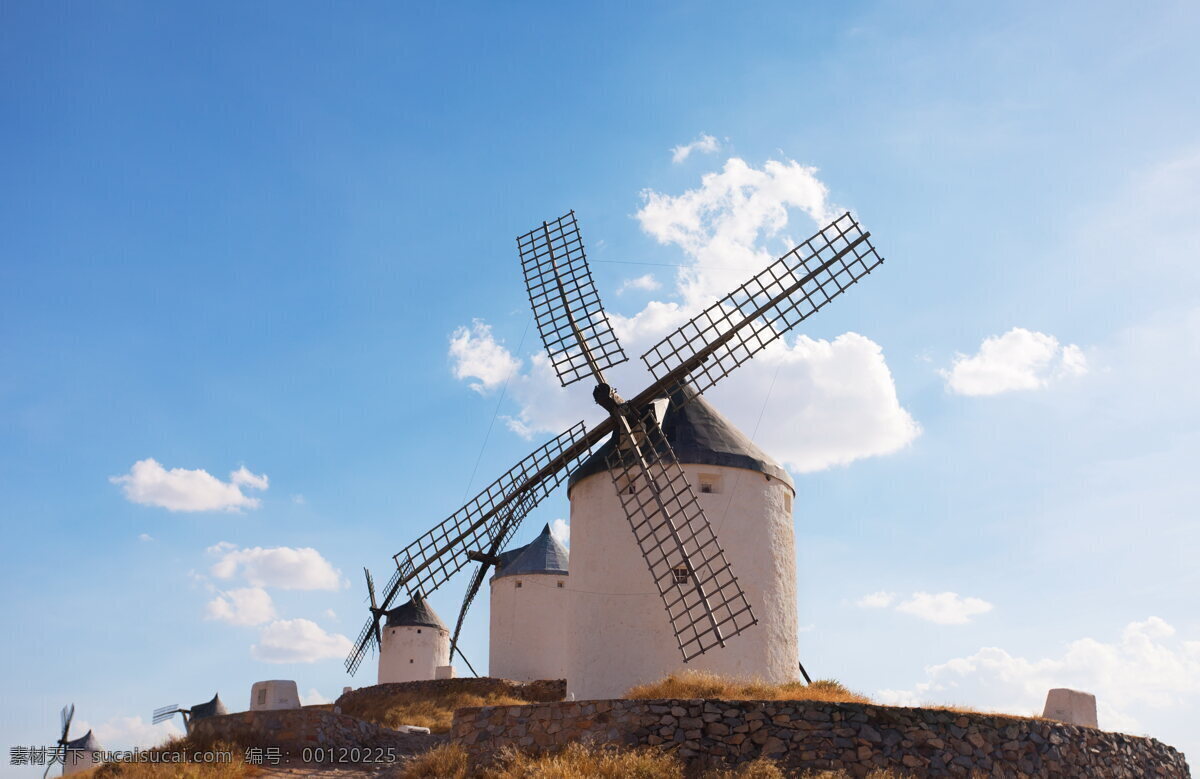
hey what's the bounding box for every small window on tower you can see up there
[557,580,564,588]
[515,580,522,588]
[417,629,421,634]
[257,689,266,705]
[698,474,721,494]
[672,564,690,585]
[784,492,793,513]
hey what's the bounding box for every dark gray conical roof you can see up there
[190,694,227,720]
[492,524,569,580]
[65,730,102,752]
[568,383,793,493]
[384,594,447,630]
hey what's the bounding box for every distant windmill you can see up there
[46,704,102,778]
[151,694,227,733]
[346,210,884,675]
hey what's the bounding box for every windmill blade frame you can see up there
[640,212,883,398]
[152,704,181,725]
[447,489,538,668]
[604,405,757,661]
[345,420,595,675]
[520,211,628,387]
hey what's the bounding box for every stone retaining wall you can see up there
[190,709,436,760]
[451,698,1190,778]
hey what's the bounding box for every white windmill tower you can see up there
[344,211,885,699]
[45,704,103,778]
[566,383,798,698]
[488,523,570,682]
[359,568,454,683]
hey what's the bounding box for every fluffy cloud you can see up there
[942,327,1087,396]
[456,156,918,474]
[875,617,1200,733]
[449,319,521,393]
[638,156,838,307]
[205,586,277,626]
[856,590,992,624]
[74,716,182,750]
[856,591,897,609]
[550,518,570,548]
[110,459,268,512]
[617,273,662,294]
[671,133,720,164]
[209,544,343,590]
[251,618,353,663]
[894,591,994,625]
[301,688,330,705]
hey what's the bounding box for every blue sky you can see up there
[2,0,1198,770]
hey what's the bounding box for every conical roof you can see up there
[568,383,793,493]
[384,594,447,630]
[65,730,101,752]
[190,694,227,720]
[492,524,569,580]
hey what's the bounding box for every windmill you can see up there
[151,693,227,732]
[346,210,884,676]
[45,704,101,778]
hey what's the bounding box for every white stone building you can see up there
[62,730,102,777]
[562,384,799,700]
[249,680,301,711]
[378,595,451,684]
[488,523,570,682]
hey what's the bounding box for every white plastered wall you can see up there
[489,572,569,681]
[565,463,798,700]
[249,680,301,711]
[378,625,450,684]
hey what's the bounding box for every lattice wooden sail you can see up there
[344,423,588,674]
[641,212,883,396]
[604,407,757,661]
[519,211,627,387]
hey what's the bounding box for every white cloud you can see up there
[324,608,338,620]
[638,157,838,308]
[137,533,154,542]
[671,133,720,164]
[210,545,343,590]
[110,458,268,512]
[877,617,1200,733]
[301,688,329,706]
[449,319,521,394]
[856,591,896,608]
[74,716,182,750]
[894,591,994,625]
[230,466,269,490]
[550,518,570,548]
[205,587,276,626]
[617,273,661,294]
[942,327,1088,396]
[251,619,353,663]
[458,155,918,474]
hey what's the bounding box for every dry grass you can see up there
[624,670,871,705]
[401,743,794,779]
[338,688,527,734]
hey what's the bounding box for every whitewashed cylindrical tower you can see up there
[565,384,798,700]
[63,731,102,777]
[489,523,570,682]
[378,595,450,684]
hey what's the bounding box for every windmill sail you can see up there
[345,421,591,675]
[604,406,757,662]
[520,211,627,387]
[640,212,883,397]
